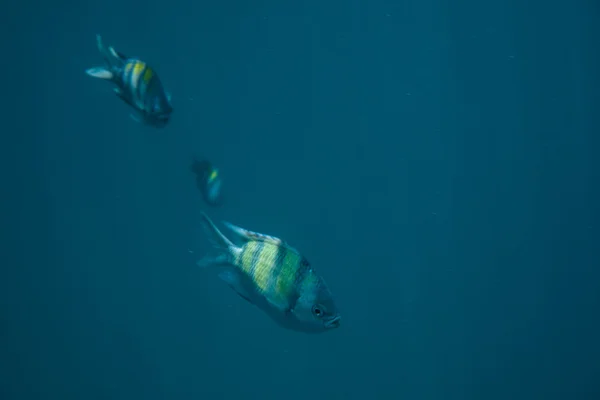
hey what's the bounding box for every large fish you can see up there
[86,35,173,127]
[198,213,341,333]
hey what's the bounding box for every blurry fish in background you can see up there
[197,213,341,334]
[191,158,223,207]
[85,34,173,128]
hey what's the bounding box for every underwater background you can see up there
[1,0,598,399]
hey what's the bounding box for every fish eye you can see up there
[312,305,325,318]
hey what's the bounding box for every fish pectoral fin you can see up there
[218,270,256,306]
[264,295,296,314]
[285,293,299,315]
[284,308,294,317]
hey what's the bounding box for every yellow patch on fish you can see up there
[133,62,145,76]
[253,246,279,293]
[131,62,146,89]
[209,170,218,182]
[143,67,153,83]
[239,242,281,294]
[239,242,257,275]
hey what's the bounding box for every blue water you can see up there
[2,1,598,399]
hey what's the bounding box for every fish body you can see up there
[198,213,341,333]
[191,159,223,207]
[85,35,173,127]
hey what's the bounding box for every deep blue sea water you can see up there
[1,1,598,399]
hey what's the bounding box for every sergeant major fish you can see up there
[191,158,223,207]
[198,213,341,333]
[85,35,173,127]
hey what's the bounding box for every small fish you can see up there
[190,158,223,207]
[198,213,341,333]
[85,34,173,128]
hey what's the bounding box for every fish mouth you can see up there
[324,316,341,329]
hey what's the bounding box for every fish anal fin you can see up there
[113,87,130,102]
[262,288,298,314]
[219,270,256,306]
[113,88,139,111]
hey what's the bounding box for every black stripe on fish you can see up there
[267,244,287,296]
[135,63,146,107]
[119,63,132,93]
[286,256,310,314]
[294,257,311,285]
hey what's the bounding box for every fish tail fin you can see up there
[95,34,107,55]
[85,67,114,80]
[86,35,116,80]
[201,212,234,250]
[87,34,125,78]
[96,34,121,65]
[198,212,237,268]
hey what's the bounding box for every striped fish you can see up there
[198,213,341,333]
[85,35,173,128]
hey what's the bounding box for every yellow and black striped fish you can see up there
[85,35,173,128]
[198,213,341,333]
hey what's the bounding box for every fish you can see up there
[197,213,341,333]
[85,34,173,128]
[190,158,223,207]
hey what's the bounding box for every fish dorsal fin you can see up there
[223,222,285,246]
